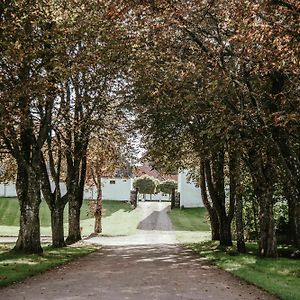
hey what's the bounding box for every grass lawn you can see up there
[0,244,97,287]
[81,203,141,236]
[189,241,300,300]
[0,198,140,237]
[0,197,92,227]
[168,207,210,231]
[168,207,211,243]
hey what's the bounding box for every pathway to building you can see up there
[0,202,276,300]
[86,202,177,246]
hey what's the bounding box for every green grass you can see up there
[0,198,140,237]
[168,207,211,243]
[0,244,97,287]
[81,203,141,236]
[189,241,300,300]
[168,207,210,231]
[0,197,92,227]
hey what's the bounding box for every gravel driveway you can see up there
[85,202,177,246]
[0,202,277,300]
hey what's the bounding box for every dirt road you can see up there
[0,202,276,300]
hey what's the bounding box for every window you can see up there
[109,180,116,184]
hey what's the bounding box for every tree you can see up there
[1,0,133,250]
[159,180,177,199]
[0,153,17,184]
[133,175,158,200]
[1,1,61,253]
[86,128,128,234]
[126,0,299,256]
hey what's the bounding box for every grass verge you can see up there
[0,198,139,237]
[168,207,210,231]
[168,207,211,243]
[189,241,300,300]
[81,204,141,236]
[0,244,97,287]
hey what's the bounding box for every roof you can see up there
[133,163,177,182]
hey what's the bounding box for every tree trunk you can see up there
[236,192,246,253]
[65,144,87,244]
[94,181,103,234]
[229,148,246,253]
[271,130,300,248]
[205,150,233,246]
[294,201,300,249]
[283,186,300,248]
[50,206,66,248]
[66,195,82,244]
[13,167,42,254]
[199,160,220,240]
[252,199,259,239]
[218,214,233,246]
[247,150,277,257]
[210,211,220,241]
[171,188,176,209]
[258,188,277,257]
[267,71,299,250]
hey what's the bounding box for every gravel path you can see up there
[85,202,177,246]
[0,202,277,300]
[0,245,276,300]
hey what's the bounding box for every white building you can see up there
[0,182,17,197]
[178,170,203,207]
[84,178,133,201]
[0,179,133,202]
[0,171,204,207]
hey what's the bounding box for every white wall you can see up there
[178,170,203,207]
[102,178,133,201]
[0,183,17,197]
[0,178,133,202]
[139,192,170,202]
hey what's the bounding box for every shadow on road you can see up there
[137,206,173,231]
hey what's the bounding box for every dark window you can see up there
[110,180,116,184]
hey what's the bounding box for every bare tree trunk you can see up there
[236,192,246,253]
[13,166,42,254]
[50,205,66,248]
[199,160,220,240]
[258,187,277,257]
[218,213,233,246]
[229,148,246,253]
[171,188,176,209]
[247,150,277,257]
[94,179,103,234]
[267,70,299,250]
[66,193,82,244]
[205,149,234,246]
[66,141,87,244]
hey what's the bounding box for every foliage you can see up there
[0,244,97,287]
[1,0,133,249]
[233,180,290,242]
[0,154,16,183]
[158,180,177,195]
[189,241,300,300]
[133,175,158,195]
[127,0,300,255]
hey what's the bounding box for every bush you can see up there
[158,180,177,195]
[133,175,157,195]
